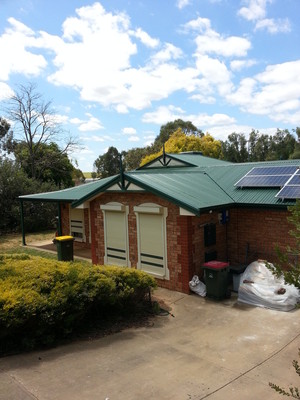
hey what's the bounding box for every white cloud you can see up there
[195,55,233,97]
[142,104,235,129]
[150,43,183,65]
[183,17,251,57]
[189,93,216,104]
[193,113,236,127]
[227,60,300,124]
[230,59,257,71]
[70,114,104,132]
[128,136,140,142]
[0,82,14,101]
[142,105,186,125]
[238,0,291,34]
[131,28,159,48]
[238,0,269,21]
[52,113,69,124]
[255,18,291,34]
[122,127,137,135]
[177,0,191,9]
[0,17,47,80]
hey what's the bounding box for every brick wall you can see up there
[60,198,295,294]
[227,207,295,265]
[60,204,90,249]
[89,193,229,294]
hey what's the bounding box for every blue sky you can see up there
[0,0,299,172]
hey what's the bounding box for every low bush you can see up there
[0,254,156,353]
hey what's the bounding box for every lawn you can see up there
[0,231,58,259]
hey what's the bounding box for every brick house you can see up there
[20,153,300,294]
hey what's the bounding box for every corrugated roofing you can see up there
[19,154,300,212]
[19,175,119,202]
[127,170,233,214]
[206,159,300,207]
[169,153,232,167]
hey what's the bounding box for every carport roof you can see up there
[19,154,300,214]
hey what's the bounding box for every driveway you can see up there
[0,288,300,400]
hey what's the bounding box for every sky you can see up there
[0,0,299,172]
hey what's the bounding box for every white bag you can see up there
[238,260,300,311]
[189,275,206,297]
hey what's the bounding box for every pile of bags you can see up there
[238,260,300,311]
[189,275,206,297]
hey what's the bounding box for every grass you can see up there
[0,231,58,259]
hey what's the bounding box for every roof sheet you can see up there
[169,153,232,167]
[127,170,234,214]
[206,160,300,207]
[18,154,300,212]
[19,175,118,202]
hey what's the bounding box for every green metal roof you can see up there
[126,170,233,214]
[169,153,232,167]
[19,153,300,213]
[206,159,299,207]
[19,175,119,203]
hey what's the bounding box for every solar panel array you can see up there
[276,169,300,199]
[235,165,300,200]
[235,166,298,188]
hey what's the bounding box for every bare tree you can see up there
[3,83,78,179]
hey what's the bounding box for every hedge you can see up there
[0,254,156,352]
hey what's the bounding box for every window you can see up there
[204,223,216,247]
[134,204,169,279]
[70,207,85,242]
[101,203,130,267]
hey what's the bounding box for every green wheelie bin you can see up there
[53,236,74,261]
[202,260,230,300]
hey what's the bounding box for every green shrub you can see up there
[0,254,156,352]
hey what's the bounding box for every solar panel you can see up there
[276,185,300,199]
[235,165,299,188]
[247,166,298,176]
[236,175,290,187]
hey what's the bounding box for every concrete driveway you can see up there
[0,288,300,400]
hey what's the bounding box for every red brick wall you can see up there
[227,208,295,265]
[89,193,229,294]
[60,198,295,294]
[60,204,90,249]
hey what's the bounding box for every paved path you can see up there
[1,288,300,399]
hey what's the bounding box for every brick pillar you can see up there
[90,202,98,264]
[178,216,194,294]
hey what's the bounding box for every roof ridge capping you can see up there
[138,151,232,170]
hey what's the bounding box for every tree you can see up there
[248,130,270,162]
[290,127,300,160]
[2,83,77,180]
[123,146,151,171]
[94,146,121,178]
[267,201,300,289]
[267,129,296,161]
[0,158,57,234]
[0,117,13,154]
[13,141,76,188]
[153,119,203,151]
[140,129,221,166]
[221,133,248,163]
[268,201,300,398]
